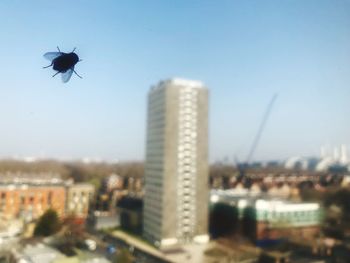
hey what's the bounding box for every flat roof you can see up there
[151,78,206,92]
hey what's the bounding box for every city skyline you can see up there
[0,1,349,162]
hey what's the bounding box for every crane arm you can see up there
[245,93,278,164]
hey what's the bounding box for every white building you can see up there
[210,189,323,239]
[143,78,209,247]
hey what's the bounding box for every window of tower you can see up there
[184,101,192,107]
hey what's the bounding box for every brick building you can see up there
[0,172,94,221]
[0,185,66,221]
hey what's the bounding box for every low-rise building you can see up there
[252,199,321,244]
[66,183,95,218]
[0,184,66,221]
[0,172,95,222]
[117,196,143,235]
[210,190,323,246]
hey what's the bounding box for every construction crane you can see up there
[236,93,278,184]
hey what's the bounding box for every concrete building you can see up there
[66,183,95,218]
[117,196,143,235]
[143,78,209,247]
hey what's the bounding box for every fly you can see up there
[43,46,82,83]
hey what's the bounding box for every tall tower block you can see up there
[143,78,209,247]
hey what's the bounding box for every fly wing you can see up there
[43,52,62,61]
[61,68,74,83]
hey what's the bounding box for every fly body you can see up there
[43,47,82,83]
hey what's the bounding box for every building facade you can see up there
[0,185,66,221]
[253,200,322,243]
[66,183,95,218]
[0,172,95,222]
[210,190,323,244]
[143,78,209,247]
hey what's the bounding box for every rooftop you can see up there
[167,78,204,88]
[151,78,205,92]
[0,172,64,186]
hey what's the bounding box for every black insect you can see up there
[43,47,82,83]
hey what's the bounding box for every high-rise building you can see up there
[143,78,209,247]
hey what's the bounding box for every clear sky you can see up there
[0,0,349,162]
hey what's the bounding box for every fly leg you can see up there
[73,70,82,78]
[72,47,76,53]
[57,46,61,52]
[52,71,60,78]
[43,63,53,69]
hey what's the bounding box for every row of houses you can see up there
[0,172,94,222]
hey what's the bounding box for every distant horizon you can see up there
[0,146,347,165]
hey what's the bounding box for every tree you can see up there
[323,189,350,237]
[209,202,239,239]
[61,215,86,245]
[242,207,257,242]
[34,209,61,237]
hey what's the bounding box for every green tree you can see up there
[242,207,257,242]
[209,202,239,239]
[34,209,61,237]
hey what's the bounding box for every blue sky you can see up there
[0,0,349,162]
